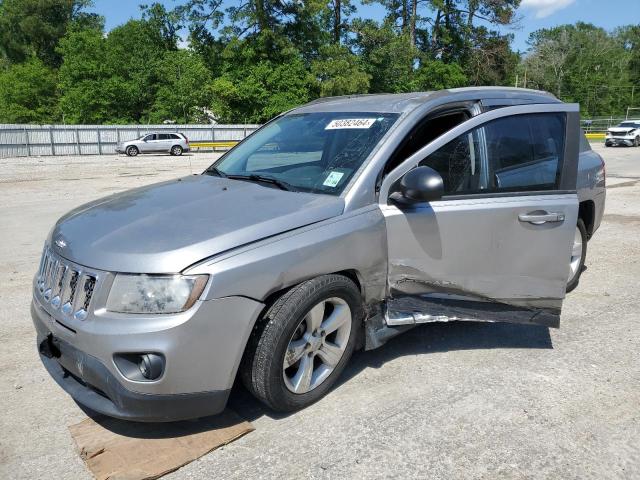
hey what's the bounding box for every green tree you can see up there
[56,26,111,123]
[522,23,634,116]
[57,19,171,123]
[0,0,98,68]
[616,25,640,89]
[210,34,314,123]
[311,44,370,97]
[411,59,467,90]
[350,19,416,93]
[141,2,183,50]
[150,50,213,123]
[0,56,58,122]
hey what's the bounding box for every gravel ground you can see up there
[0,144,638,479]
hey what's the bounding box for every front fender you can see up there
[185,206,388,306]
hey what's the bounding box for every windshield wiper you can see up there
[204,166,227,178]
[227,174,297,192]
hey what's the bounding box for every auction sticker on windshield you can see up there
[323,171,345,187]
[325,118,376,130]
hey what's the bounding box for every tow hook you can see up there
[39,334,61,359]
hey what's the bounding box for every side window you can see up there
[144,134,156,141]
[385,110,469,177]
[579,130,591,152]
[418,131,481,195]
[418,112,566,196]
[486,113,565,192]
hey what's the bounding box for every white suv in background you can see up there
[116,132,190,156]
[605,121,640,147]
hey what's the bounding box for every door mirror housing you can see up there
[392,166,444,204]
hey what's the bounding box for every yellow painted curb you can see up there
[191,141,239,148]
[585,133,606,140]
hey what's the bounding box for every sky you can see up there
[91,0,640,52]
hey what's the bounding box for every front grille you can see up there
[36,248,97,321]
[612,132,630,138]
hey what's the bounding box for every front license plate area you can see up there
[39,333,61,359]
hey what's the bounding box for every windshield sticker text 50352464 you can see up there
[325,118,376,130]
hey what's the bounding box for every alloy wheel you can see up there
[283,297,352,394]
[568,226,583,285]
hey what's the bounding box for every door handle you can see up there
[518,211,565,225]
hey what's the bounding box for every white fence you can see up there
[0,124,260,158]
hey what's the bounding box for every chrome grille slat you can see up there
[50,264,68,308]
[36,247,97,320]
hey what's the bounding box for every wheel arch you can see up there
[258,269,366,319]
[579,200,595,238]
[237,269,368,384]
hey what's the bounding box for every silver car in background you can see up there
[115,132,190,156]
[32,88,604,422]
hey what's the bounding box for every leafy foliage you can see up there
[311,44,370,97]
[0,56,58,122]
[521,23,637,117]
[0,0,99,67]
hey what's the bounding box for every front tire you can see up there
[634,136,639,147]
[241,274,362,412]
[566,219,587,293]
[126,146,139,157]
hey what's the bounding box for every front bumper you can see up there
[32,293,264,422]
[36,331,229,422]
[605,137,633,146]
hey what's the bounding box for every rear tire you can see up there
[241,274,362,412]
[566,219,587,293]
[126,146,139,157]
[634,136,639,147]
[170,145,183,156]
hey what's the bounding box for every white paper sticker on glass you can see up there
[323,171,345,187]
[325,118,376,130]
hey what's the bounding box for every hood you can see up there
[608,127,636,134]
[51,175,344,273]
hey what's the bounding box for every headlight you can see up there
[106,274,209,314]
[606,132,612,137]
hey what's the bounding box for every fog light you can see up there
[138,354,163,380]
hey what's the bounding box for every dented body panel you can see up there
[186,205,388,307]
[382,194,578,316]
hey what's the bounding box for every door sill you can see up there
[385,295,559,328]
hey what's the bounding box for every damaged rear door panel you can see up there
[379,103,581,328]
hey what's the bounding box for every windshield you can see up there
[618,122,639,128]
[205,112,399,195]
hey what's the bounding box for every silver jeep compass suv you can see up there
[32,88,604,422]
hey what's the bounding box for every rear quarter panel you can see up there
[577,149,606,234]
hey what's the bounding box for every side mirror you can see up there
[392,166,444,205]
